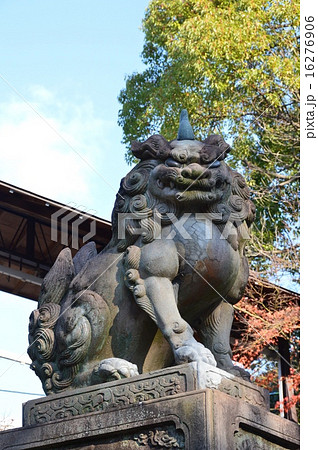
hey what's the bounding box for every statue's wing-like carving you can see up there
[38,248,75,307]
[72,241,97,275]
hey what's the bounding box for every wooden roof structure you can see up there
[0,180,111,301]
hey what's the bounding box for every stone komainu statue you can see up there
[28,111,255,394]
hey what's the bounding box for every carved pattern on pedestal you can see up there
[27,374,183,425]
[135,429,180,448]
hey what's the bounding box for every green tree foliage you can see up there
[118,0,300,279]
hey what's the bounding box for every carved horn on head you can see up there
[177,109,195,141]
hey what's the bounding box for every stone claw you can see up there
[175,339,217,367]
[96,358,139,382]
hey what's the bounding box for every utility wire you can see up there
[0,354,30,366]
[0,389,44,397]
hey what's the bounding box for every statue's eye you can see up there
[165,157,182,168]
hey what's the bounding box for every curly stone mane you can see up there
[109,134,255,252]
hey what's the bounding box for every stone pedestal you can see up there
[0,363,300,449]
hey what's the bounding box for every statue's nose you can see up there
[181,163,210,180]
[171,148,189,164]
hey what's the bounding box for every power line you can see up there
[0,389,44,397]
[0,351,31,366]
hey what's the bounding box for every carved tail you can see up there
[28,242,108,394]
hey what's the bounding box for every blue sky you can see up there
[0,0,151,219]
[0,0,149,427]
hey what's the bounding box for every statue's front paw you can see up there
[175,340,217,367]
[95,358,139,382]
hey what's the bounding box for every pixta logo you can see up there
[51,203,96,249]
[117,212,250,241]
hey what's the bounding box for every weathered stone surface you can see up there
[0,386,299,449]
[23,364,269,427]
[212,390,300,449]
[27,113,255,395]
